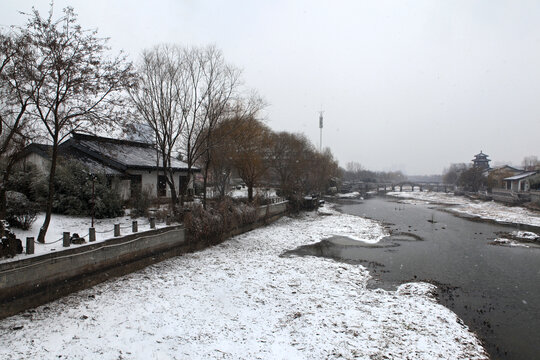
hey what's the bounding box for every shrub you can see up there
[51,159,123,218]
[6,164,46,204]
[0,220,23,258]
[129,184,152,217]
[5,191,38,230]
[184,197,257,245]
[286,193,304,214]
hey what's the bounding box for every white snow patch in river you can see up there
[388,191,540,228]
[0,205,487,359]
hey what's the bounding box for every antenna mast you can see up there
[318,110,324,152]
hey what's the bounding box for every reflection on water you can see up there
[285,197,540,360]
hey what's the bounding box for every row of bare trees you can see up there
[341,161,406,183]
[127,44,264,211]
[1,5,340,242]
[204,118,340,202]
[127,42,340,207]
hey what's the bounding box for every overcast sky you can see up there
[2,0,539,174]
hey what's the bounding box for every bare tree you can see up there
[202,96,264,199]
[268,131,314,197]
[178,46,242,204]
[442,163,467,185]
[17,6,133,242]
[522,156,539,171]
[0,31,36,219]
[129,45,184,212]
[305,147,340,194]
[229,116,272,201]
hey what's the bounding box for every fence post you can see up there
[150,217,156,229]
[26,237,34,254]
[132,221,138,233]
[63,232,70,247]
[89,227,96,242]
[114,223,120,237]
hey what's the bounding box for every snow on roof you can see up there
[503,171,538,181]
[64,149,123,175]
[66,133,193,171]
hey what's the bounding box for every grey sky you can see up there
[2,0,539,174]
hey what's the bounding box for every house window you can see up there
[158,175,167,197]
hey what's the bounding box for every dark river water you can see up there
[290,196,540,360]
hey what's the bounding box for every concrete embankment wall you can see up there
[0,201,288,319]
[530,190,540,204]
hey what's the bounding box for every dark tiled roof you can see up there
[61,132,193,172]
[23,143,52,159]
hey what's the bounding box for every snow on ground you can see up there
[387,191,469,206]
[492,238,530,248]
[512,231,539,240]
[336,191,362,199]
[387,191,540,228]
[2,213,171,264]
[227,187,278,199]
[0,205,486,359]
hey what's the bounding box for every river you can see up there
[289,196,540,360]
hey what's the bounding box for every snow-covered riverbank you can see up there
[2,213,171,264]
[387,191,540,228]
[0,206,486,359]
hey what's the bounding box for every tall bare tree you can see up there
[522,156,539,171]
[129,45,184,212]
[229,116,272,201]
[0,31,36,219]
[268,131,314,197]
[178,46,242,203]
[17,6,133,242]
[201,96,264,199]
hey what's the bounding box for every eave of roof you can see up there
[504,171,538,181]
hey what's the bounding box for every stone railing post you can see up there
[63,232,70,247]
[26,237,34,254]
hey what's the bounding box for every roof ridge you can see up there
[72,132,155,148]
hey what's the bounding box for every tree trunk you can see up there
[202,155,211,209]
[163,159,178,215]
[166,174,178,215]
[247,185,253,202]
[0,158,16,220]
[37,140,58,243]
[202,169,208,209]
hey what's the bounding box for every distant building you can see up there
[486,165,522,189]
[472,151,491,170]
[504,171,539,192]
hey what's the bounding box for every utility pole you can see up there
[319,110,324,152]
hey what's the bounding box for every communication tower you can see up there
[319,110,324,152]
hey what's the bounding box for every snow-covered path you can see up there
[0,207,486,359]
